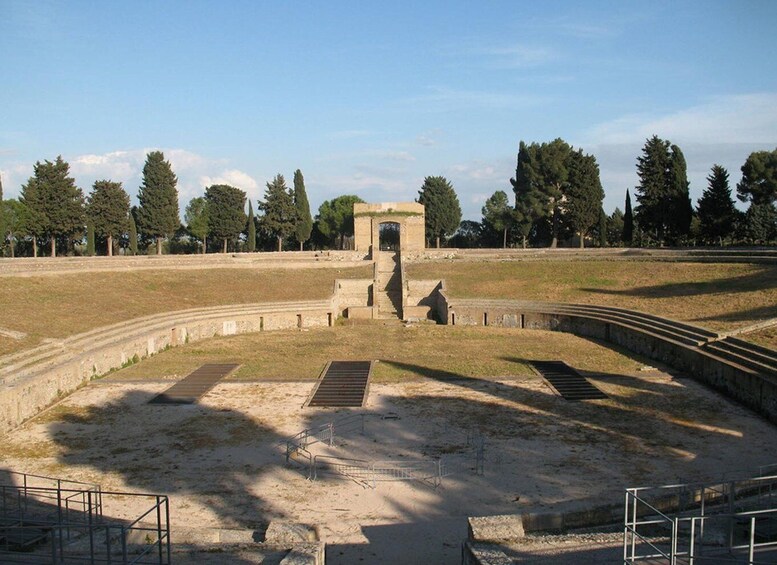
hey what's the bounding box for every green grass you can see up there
[106,324,644,384]
[408,260,777,337]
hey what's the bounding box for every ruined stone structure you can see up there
[353,202,425,255]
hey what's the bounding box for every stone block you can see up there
[265,521,318,544]
[468,514,525,542]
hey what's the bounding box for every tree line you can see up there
[467,137,776,248]
[1,140,774,256]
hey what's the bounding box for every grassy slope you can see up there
[0,266,371,353]
[408,260,777,335]
[106,325,643,384]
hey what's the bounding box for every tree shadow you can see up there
[45,389,283,534]
[693,304,777,324]
[580,267,777,299]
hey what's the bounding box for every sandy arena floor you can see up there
[3,365,777,564]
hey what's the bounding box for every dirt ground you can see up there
[4,367,777,564]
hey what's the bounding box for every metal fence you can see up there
[283,414,485,488]
[623,472,777,564]
[1,472,170,564]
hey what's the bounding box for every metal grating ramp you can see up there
[307,361,373,407]
[532,360,608,401]
[149,363,239,404]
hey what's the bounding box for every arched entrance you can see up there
[379,222,401,251]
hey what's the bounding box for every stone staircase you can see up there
[375,251,402,319]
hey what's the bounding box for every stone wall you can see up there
[0,281,375,435]
[353,202,426,254]
[442,297,777,424]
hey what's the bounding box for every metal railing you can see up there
[1,472,170,564]
[623,473,777,564]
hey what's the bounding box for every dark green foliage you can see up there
[88,180,129,256]
[293,169,313,250]
[523,139,571,247]
[697,165,737,245]
[566,149,605,248]
[417,175,462,248]
[511,142,545,249]
[128,209,139,255]
[247,200,256,252]
[598,208,607,247]
[2,199,30,257]
[184,197,209,253]
[743,202,777,244]
[259,174,297,252]
[449,220,483,248]
[86,222,95,256]
[136,151,180,254]
[205,184,246,253]
[623,190,634,244]
[737,148,777,205]
[608,208,625,246]
[634,136,692,245]
[20,156,85,257]
[316,194,365,249]
[482,190,513,248]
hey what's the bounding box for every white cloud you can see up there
[201,170,259,191]
[580,93,777,213]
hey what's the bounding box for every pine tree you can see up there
[259,174,297,252]
[316,195,365,249]
[482,190,512,248]
[737,148,777,206]
[697,165,737,246]
[634,136,692,245]
[623,189,634,245]
[136,151,180,255]
[246,200,256,252]
[744,202,777,244]
[293,169,312,251]
[184,197,209,253]
[88,180,130,256]
[128,210,139,256]
[609,208,625,246]
[565,149,604,248]
[205,184,246,253]
[20,156,85,257]
[2,199,29,258]
[417,176,462,248]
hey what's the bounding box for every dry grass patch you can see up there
[408,260,777,335]
[105,324,643,384]
[0,266,371,353]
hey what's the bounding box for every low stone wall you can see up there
[442,298,777,424]
[0,295,354,435]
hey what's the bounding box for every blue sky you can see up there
[1,1,776,222]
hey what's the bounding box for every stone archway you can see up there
[378,221,401,251]
[353,202,425,256]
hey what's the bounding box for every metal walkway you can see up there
[307,361,373,407]
[149,363,239,404]
[532,360,608,401]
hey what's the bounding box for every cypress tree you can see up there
[136,151,180,255]
[128,210,139,256]
[293,169,312,251]
[88,180,130,256]
[417,175,462,248]
[259,174,296,252]
[565,148,604,248]
[697,165,737,245]
[86,221,95,256]
[205,184,246,253]
[623,189,634,245]
[247,200,256,252]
